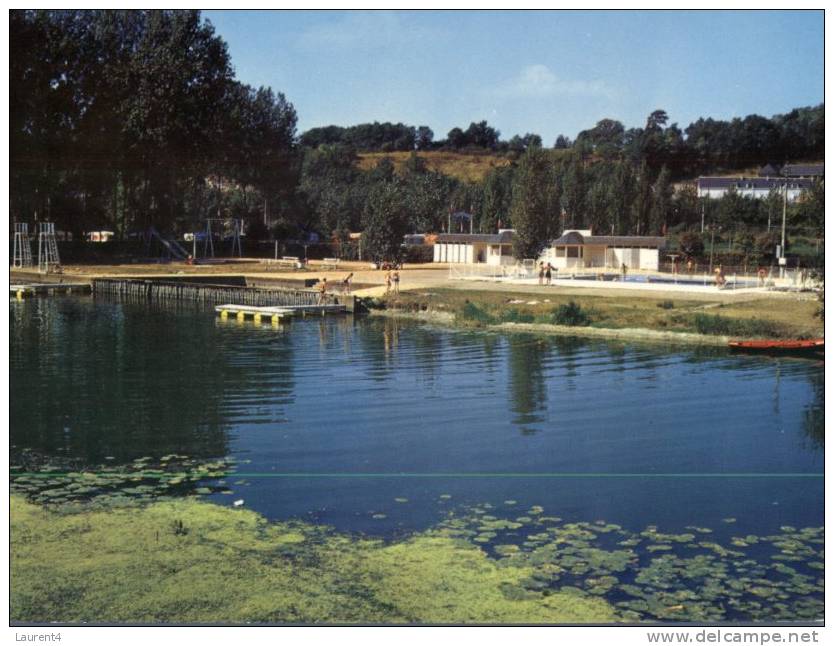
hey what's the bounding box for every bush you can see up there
[499,308,535,324]
[688,313,784,337]
[678,231,705,258]
[549,301,592,326]
[657,300,675,310]
[460,301,495,325]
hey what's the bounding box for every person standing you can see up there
[385,271,392,295]
[317,278,328,304]
[538,262,545,285]
[342,272,354,294]
[545,262,553,286]
[392,270,400,295]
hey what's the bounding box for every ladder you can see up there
[12,222,33,268]
[38,222,61,273]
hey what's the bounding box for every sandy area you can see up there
[11,258,815,305]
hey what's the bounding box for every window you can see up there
[567,246,580,258]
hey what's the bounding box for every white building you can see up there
[433,230,515,265]
[696,177,814,201]
[539,230,666,271]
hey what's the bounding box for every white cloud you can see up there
[494,64,614,100]
[296,11,444,52]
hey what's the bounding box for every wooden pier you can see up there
[11,283,92,298]
[92,278,354,312]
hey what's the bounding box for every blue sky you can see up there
[203,10,823,144]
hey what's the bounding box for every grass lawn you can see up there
[384,289,823,339]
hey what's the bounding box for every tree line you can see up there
[10,9,824,266]
[11,9,298,239]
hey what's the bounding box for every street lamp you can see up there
[779,174,788,278]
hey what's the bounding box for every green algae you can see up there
[8,474,824,625]
[10,495,616,624]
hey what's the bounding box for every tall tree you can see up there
[361,179,409,265]
[510,147,560,259]
[649,166,673,234]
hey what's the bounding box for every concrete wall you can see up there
[607,248,659,270]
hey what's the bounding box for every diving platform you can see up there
[11,283,92,298]
[214,302,345,322]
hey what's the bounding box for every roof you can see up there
[436,230,515,244]
[782,164,824,178]
[697,177,814,190]
[550,231,666,248]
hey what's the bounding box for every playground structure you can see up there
[12,222,33,268]
[37,222,61,273]
[194,218,243,260]
[145,226,189,261]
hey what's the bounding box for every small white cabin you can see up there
[433,230,516,266]
[540,230,666,271]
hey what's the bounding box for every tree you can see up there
[464,120,500,149]
[480,165,514,232]
[416,126,434,150]
[554,135,572,149]
[631,160,653,235]
[446,127,466,149]
[560,156,585,230]
[678,231,705,258]
[510,147,560,259]
[361,180,409,265]
[575,118,625,159]
[649,166,673,234]
[795,178,824,239]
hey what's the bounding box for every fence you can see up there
[448,261,537,281]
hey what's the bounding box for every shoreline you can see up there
[370,308,732,347]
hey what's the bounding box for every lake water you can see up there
[10,296,824,621]
[11,296,823,535]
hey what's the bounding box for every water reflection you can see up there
[507,336,548,433]
[10,298,824,538]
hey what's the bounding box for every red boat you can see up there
[728,338,824,354]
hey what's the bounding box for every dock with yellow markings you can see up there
[214,303,345,324]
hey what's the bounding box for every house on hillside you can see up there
[539,230,666,271]
[433,230,515,265]
[696,176,813,201]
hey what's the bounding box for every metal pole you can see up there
[708,226,715,274]
[780,180,787,278]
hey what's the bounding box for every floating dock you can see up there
[11,283,92,298]
[215,303,345,323]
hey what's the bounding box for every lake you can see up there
[10,296,824,621]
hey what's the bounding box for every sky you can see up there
[203,9,824,144]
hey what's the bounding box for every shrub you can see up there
[657,300,675,310]
[500,308,535,324]
[689,313,783,337]
[460,301,495,325]
[549,301,592,326]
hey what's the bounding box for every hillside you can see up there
[357,151,512,183]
